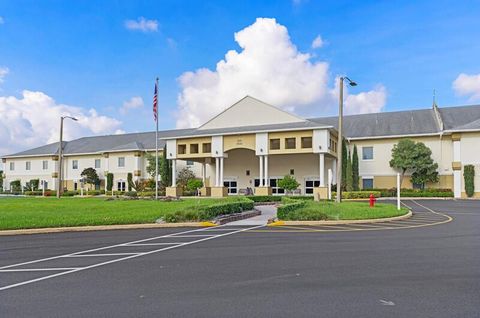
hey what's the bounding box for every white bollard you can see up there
[397,172,401,210]
[327,169,333,200]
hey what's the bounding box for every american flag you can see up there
[153,80,158,122]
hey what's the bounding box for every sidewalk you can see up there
[227,205,277,225]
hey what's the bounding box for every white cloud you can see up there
[120,96,144,115]
[175,18,387,128]
[453,73,480,101]
[0,90,122,156]
[311,35,324,49]
[344,84,387,114]
[124,17,158,32]
[0,66,9,83]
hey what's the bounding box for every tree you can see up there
[127,173,133,191]
[106,173,114,191]
[81,168,100,189]
[176,167,196,190]
[341,138,348,191]
[145,153,159,180]
[352,145,359,191]
[390,139,438,187]
[10,180,21,192]
[160,146,172,187]
[131,180,146,193]
[346,150,353,191]
[187,179,203,192]
[278,175,300,192]
[464,165,475,197]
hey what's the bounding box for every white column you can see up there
[327,169,333,200]
[259,156,264,187]
[134,155,140,181]
[332,158,337,184]
[319,153,325,187]
[453,139,461,198]
[264,155,269,187]
[202,162,206,185]
[220,157,224,187]
[171,159,177,187]
[215,157,220,187]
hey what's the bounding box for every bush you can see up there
[62,191,79,197]
[10,180,21,192]
[332,191,381,199]
[25,190,43,196]
[372,188,454,198]
[124,191,138,198]
[127,173,133,192]
[277,200,307,219]
[281,196,315,202]
[278,175,300,191]
[464,165,475,197]
[186,179,203,192]
[106,173,113,192]
[246,195,282,203]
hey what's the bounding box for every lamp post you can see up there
[336,76,357,203]
[57,116,78,198]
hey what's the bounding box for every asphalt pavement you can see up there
[0,199,479,317]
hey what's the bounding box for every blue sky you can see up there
[1,0,480,156]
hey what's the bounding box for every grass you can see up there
[278,201,408,221]
[0,197,248,230]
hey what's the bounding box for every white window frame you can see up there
[26,161,31,171]
[362,146,374,161]
[118,157,125,168]
[223,178,238,195]
[361,176,374,189]
[9,162,14,171]
[304,176,320,195]
[72,160,78,170]
[42,160,48,170]
[117,180,126,192]
[95,159,101,169]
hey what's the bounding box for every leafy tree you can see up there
[278,175,300,192]
[106,173,114,191]
[25,179,40,191]
[346,150,353,191]
[146,153,159,179]
[127,173,133,191]
[341,138,348,191]
[464,165,475,197]
[390,139,438,187]
[187,179,203,192]
[176,167,196,190]
[81,168,100,189]
[352,145,359,191]
[10,180,21,192]
[160,146,172,187]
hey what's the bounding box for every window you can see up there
[186,160,194,166]
[246,170,250,176]
[269,178,285,194]
[178,144,186,154]
[290,169,295,175]
[9,162,14,171]
[362,178,374,189]
[362,146,374,160]
[118,157,125,167]
[72,160,78,170]
[329,139,337,152]
[285,138,296,149]
[305,179,320,194]
[117,181,126,192]
[26,161,31,170]
[95,159,101,169]
[190,144,199,154]
[202,143,211,153]
[270,139,280,150]
[223,180,238,194]
[301,137,312,148]
[42,160,48,170]
[413,182,424,190]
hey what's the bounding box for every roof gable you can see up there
[198,96,305,130]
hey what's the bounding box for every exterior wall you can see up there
[224,134,255,152]
[3,156,56,190]
[176,137,212,159]
[459,132,480,197]
[351,135,454,189]
[268,130,313,155]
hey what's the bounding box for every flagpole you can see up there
[155,77,159,200]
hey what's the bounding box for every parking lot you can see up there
[1,199,479,317]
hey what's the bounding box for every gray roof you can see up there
[4,104,480,158]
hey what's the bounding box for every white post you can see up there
[220,157,224,187]
[171,160,175,187]
[42,180,45,197]
[332,158,337,184]
[328,169,333,200]
[202,162,206,185]
[215,157,220,187]
[397,172,401,210]
[319,153,325,187]
[259,156,264,187]
[81,185,84,197]
[264,155,269,187]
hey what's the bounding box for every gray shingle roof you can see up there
[4,104,480,158]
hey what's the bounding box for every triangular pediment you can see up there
[198,96,305,130]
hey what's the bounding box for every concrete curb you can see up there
[268,210,412,226]
[0,222,217,236]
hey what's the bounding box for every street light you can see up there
[336,76,357,203]
[57,116,78,198]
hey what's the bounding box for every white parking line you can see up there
[0,224,263,292]
[125,243,185,246]
[0,268,80,272]
[65,253,141,257]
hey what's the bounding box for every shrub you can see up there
[25,190,43,196]
[277,200,307,219]
[62,191,79,197]
[106,173,114,191]
[278,175,300,192]
[186,179,203,192]
[372,188,454,198]
[125,191,138,198]
[464,165,475,198]
[196,200,255,221]
[10,180,21,192]
[332,191,381,199]
[281,196,315,202]
[246,195,282,203]
[127,173,133,192]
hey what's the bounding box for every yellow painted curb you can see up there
[268,210,412,226]
[0,222,216,236]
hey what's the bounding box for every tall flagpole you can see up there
[155,77,159,200]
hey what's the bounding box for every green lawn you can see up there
[0,197,246,230]
[278,201,408,221]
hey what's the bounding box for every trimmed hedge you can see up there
[277,200,307,219]
[373,188,453,198]
[333,191,381,199]
[246,195,282,203]
[464,165,475,197]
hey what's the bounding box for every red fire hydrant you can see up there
[369,193,376,208]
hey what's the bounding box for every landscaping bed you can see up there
[0,197,254,230]
[277,197,408,221]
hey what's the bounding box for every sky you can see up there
[1,0,480,159]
